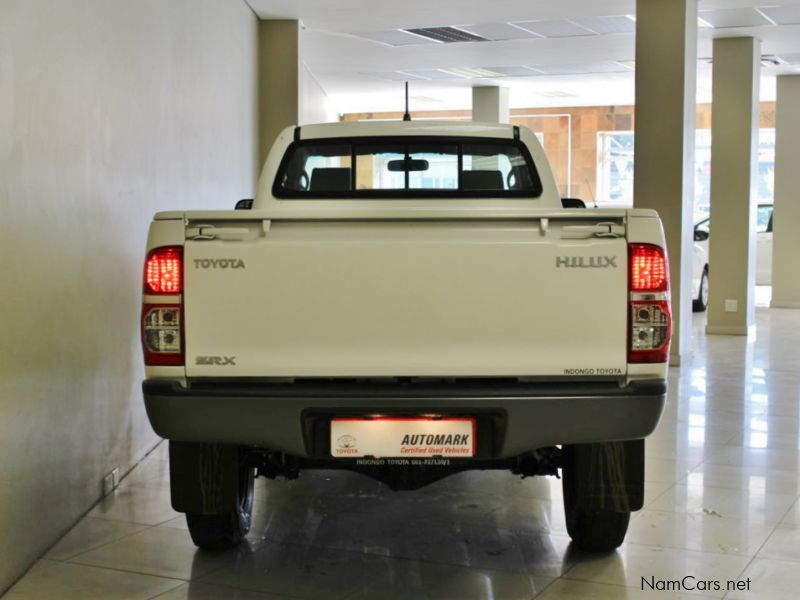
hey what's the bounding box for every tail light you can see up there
[628,243,671,363]
[142,246,184,366]
[142,305,184,365]
[144,246,182,294]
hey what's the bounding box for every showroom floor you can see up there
[6,304,800,599]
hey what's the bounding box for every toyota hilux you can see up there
[141,120,670,552]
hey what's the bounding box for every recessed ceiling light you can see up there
[402,69,462,80]
[442,67,506,78]
[527,64,584,76]
[456,23,541,40]
[758,5,800,25]
[698,8,772,28]
[529,61,630,75]
[536,90,577,98]
[486,66,541,77]
[513,19,597,38]
[570,15,636,35]
[354,30,439,46]
[368,71,428,81]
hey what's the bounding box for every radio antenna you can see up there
[403,81,411,121]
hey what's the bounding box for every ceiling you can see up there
[245,0,800,115]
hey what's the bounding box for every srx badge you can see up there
[196,356,236,366]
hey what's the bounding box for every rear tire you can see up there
[564,505,630,552]
[693,268,709,312]
[562,443,632,552]
[183,446,255,550]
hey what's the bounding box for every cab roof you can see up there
[297,120,516,141]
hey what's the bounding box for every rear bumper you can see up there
[144,379,666,459]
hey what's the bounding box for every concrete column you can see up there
[771,75,800,309]
[706,37,760,334]
[472,86,509,123]
[633,0,697,365]
[258,20,301,166]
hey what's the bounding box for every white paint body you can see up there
[145,121,669,383]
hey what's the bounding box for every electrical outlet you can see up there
[725,299,738,313]
[103,467,120,496]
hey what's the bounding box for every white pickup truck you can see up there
[141,121,670,552]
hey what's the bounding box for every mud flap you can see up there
[562,439,644,512]
[169,441,242,514]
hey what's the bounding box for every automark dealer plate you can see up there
[330,417,476,458]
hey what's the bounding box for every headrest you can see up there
[462,170,503,191]
[310,167,351,191]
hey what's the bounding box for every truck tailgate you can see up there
[183,220,628,378]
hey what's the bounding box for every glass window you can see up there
[695,130,775,221]
[274,137,542,198]
[409,144,458,190]
[355,144,405,190]
[596,128,777,218]
[757,130,775,205]
[278,144,352,192]
[692,208,772,237]
[596,132,635,207]
[695,130,712,221]
[354,143,459,191]
[462,143,534,191]
[757,205,773,233]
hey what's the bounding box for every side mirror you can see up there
[561,198,586,209]
[694,229,709,242]
[235,199,253,210]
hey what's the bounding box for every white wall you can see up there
[301,62,340,125]
[0,0,258,592]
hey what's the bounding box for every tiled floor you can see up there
[5,305,800,599]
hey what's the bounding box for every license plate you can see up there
[330,417,476,458]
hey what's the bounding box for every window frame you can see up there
[272,135,543,200]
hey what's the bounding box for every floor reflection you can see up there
[9,306,800,599]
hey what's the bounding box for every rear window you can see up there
[273,137,543,199]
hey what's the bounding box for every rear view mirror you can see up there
[387,159,429,172]
[235,199,253,210]
[694,229,709,242]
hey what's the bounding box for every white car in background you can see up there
[692,203,774,312]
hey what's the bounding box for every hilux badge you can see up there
[555,256,617,268]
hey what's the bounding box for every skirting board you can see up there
[705,324,753,336]
[669,350,693,367]
[770,300,800,309]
